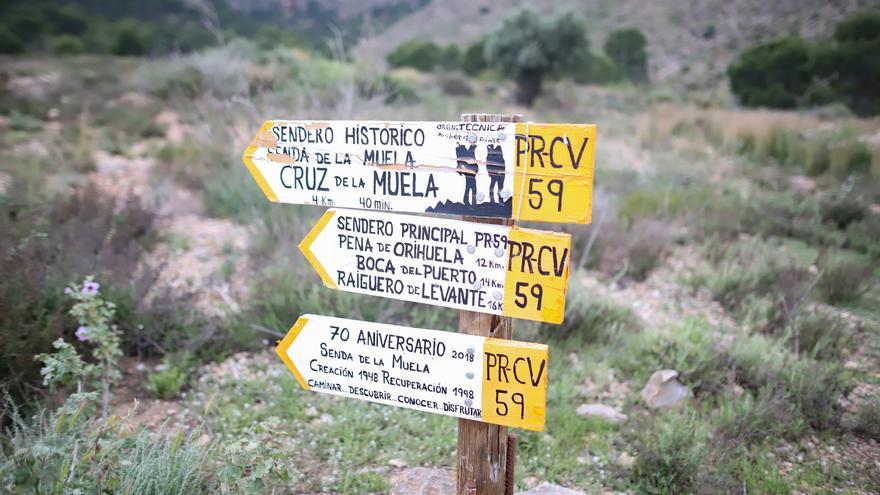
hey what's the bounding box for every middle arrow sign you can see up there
[300,209,572,323]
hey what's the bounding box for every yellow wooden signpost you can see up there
[275,314,549,431]
[241,111,596,495]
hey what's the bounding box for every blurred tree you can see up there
[441,45,461,69]
[0,26,25,54]
[4,6,48,45]
[387,41,446,71]
[461,38,488,75]
[813,10,880,116]
[112,19,147,56]
[728,38,813,108]
[485,10,587,106]
[44,5,89,36]
[51,34,84,56]
[604,28,649,83]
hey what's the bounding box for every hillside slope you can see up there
[354,0,878,88]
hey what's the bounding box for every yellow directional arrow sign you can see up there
[242,120,595,224]
[276,314,549,431]
[300,209,572,324]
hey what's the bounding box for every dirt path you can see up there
[91,111,253,426]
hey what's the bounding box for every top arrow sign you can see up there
[242,120,595,224]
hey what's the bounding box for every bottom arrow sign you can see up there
[276,314,549,431]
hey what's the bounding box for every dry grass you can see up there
[639,104,880,177]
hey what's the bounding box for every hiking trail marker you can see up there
[243,112,597,495]
[276,314,549,431]
[242,120,596,224]
[299,208,572,323]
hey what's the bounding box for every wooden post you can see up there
[457,112,522,495]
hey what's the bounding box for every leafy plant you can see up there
[632,411,708,494]
[485,9,588,105]
[728,38,813,109]
[146,360,189,400]
[604,28,649,83]
[816,254,874,305]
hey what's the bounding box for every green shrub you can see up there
[821,192,867,229]
[547,291,640,343]
[803,82,838,106]
[0,25,25,54]
[728,38,813,108]
[632,411,708,494]
[604,27,649,83]
[486,9,588,105]
[853,397,880,440]
[461,38,488,75]
[845,215,880,258]
[50,34,84,55]
[597,219,673,282]
[816,254,874,304]
[689,239,815,331]
[730,334,850,431]
[437,73,473,96]
[0,392,209,494]
[813,10,880,116]
[3,6,48,44]
[146,361,188,400]
[118,429,207,495]
[0,183,155,401]
[387,40,449,71]
[830,141,873,176]
[784,310,852,360]
[112,19,148,56]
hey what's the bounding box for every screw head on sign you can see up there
[493,291,502,301]
[476,192,485,201]
[467,133,477,144]
[497,132,506,141]
[466,346,475,354]
[494,247,504,257]
[473,281,483,290]
[466,245,476,254]
[466,371,475,379]
[464,399,473,407]
[500,189,512,200]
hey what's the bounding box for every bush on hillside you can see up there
[729,9,880,115]
[387,40,459,72]
[728,38,813,109]
[604,27,649,83]
[814,10,880,116]
[0,25,25,54]
[461,38,488,75]
[112,19,149,56]
[485,10,588,106]
[51,34,84,55]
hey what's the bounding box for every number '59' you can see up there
[513,282,543,311]
[495,390,525,419]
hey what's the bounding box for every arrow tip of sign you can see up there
[241,121,279,202]
[299,210,338,289]
[275,317,311,391]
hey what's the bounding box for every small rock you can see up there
[640,370,689,409]
[844,360,859,370]
[319,413,333,424]
[304,406,318,417]
[517,482,585,495]
[388,458,407,468]
[616,452,635,468]
[390,467,454,495]
[524,476,540,488]
[576,403,627,423]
